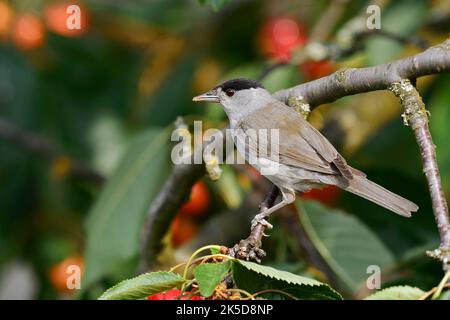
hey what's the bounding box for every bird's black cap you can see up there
[215,78,263,91]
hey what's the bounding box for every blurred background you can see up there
[0,0,450,299]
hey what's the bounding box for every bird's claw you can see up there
[228,238,266,263]
[251,212,273,230]
[228,208,274,263]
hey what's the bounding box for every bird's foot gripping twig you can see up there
[228,185,280,263]
[228,225,267,263]
[251,211,273,230]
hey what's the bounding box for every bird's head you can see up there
[193,78,269,118]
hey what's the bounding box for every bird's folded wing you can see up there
[240,101,361,179]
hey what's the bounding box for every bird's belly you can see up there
[262,163,325,192]
[230,127,324,192]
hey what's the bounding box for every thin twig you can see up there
[418,283,450,300]
[138,162,205,272]
[252,289,299,300]
[390,79,450,273]
[228,185,280,262]
[309,0,350,43]
[432,270,450,299]
[138,125,227,272]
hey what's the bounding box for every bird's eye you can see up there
[225,89,235,97]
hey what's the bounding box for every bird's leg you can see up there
[229,187,296,262]
[228,185,279,262]
[251,188,296,230]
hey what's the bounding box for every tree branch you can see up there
[138,162,205,272]
[138,123,226,272]
[389,79,450,272]
[274,40,450,109]
[309,0,350,43]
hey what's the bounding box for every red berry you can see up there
[179,181,210,217]
[299,60,335,80]
[147,289,203,300]
[171,215,199,248]
[301,185,340,205]
[258,17,307,62]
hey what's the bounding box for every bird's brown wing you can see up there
[239,101,363,179]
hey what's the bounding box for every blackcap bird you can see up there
[193,78,418,229]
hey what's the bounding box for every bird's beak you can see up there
[192,90,219,103]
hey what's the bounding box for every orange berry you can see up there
[12,14,45,50]
[48,256,84,294]
[44,1,88,37]
[0,1,13,38]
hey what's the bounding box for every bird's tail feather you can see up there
[344,177,418,217]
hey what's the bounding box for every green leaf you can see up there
[261,64,300,92]
[298,200,395,292]
[364,285,425,300]
[232,259,342,300]
[193,261,231,297]
[84,128,172,288]
[98,271,185,300]
[198,0,231,11]
[438,290,450,300]
[210,247,221,255]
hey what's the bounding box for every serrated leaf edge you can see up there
[364,285,425,300]
[233,260,322,287]
[98,271,185,300]
[233,259,342,298]
[232,260,342,300]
